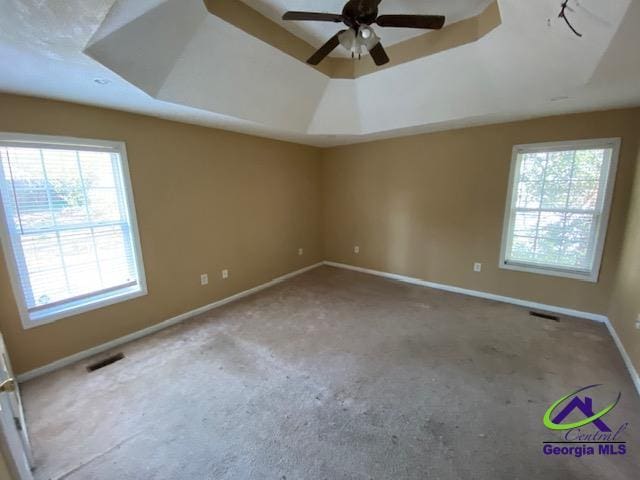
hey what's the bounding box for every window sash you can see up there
[500,139,620,282]
[504,208,603,273]
[14,223,137,312]
[28,281,137,313]
[0,133,147,328]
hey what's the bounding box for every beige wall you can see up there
[608,146,640,374]
[0,93,639,377]
[0,94,323,374]
[322,109,640,316]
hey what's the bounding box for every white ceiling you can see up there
[0,0,639,147]
[240,0,494,57]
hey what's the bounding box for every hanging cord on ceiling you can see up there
[559,0,583,37]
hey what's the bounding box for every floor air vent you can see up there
[529,311,560,322]
[87,353,125,372]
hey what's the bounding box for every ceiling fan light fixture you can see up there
[361,28,380,52]
[338,27,381,59]
[339,28,365,57]
[286,0,445,67]
[338,28,357,51]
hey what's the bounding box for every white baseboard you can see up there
[325,261,640,397]
[603,318,640,397]
[18,260,639,399]
[324,261,607,322]
[17,262,323,382]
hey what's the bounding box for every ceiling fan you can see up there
[282,0,446,66]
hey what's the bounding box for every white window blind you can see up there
[0,135,146,326]
[500,139,619,282]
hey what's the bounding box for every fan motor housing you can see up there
[343,0,379,27]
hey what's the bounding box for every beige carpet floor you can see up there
[21,266,640,479]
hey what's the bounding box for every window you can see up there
[0,134,146,328]
[500,138,620,282]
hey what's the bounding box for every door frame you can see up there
[0,391,33,480]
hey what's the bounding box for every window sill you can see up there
[23,285,148,329]
[499,261,598,283]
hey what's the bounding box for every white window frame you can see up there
[499,138,621,283]
[0,133,147,329]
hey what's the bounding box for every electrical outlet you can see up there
[222,269,229,280]
[354,246,360,254]
[298,248,304,256]
[474,263,482,273]
[200,274,208,286]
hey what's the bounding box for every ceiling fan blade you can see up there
[375,14,446,29]
[368,42,389,66]
[283,11,343,22]
[307,33,342,65]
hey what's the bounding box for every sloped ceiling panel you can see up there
[77,0,637,141]
[85,0,206,96]
[156,15,330,132]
